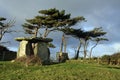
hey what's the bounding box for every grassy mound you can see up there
[0,60,120,80]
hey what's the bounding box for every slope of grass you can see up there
[0,60,120,80]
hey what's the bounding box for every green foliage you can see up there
[88,27,107,38]
[22,8,85,37]
[0,17,6,21]
[101,52,120,65]
[60,27,107,40]
[101,55,111,61]
[110,52,120,60]
[101,53,120,61]
[60,27,108,60]
[47,42,56,48]
[62,27,107,56]
[0,17,6,27]
[60,28,84,38]
[0,60,120,80]
[92,37,108,42]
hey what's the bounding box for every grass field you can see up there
[0,60,120,80]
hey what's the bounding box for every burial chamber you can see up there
[15,37,53,63]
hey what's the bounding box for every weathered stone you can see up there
[34,42,50,63]
[56,52,69,63]
[17,40,34,58]
[15,37,52,64]
[15,37,53,42]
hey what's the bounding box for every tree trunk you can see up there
[32,27,39,54]
[0,30,3,41]
[0,35,2,41]
[43,28,48,38]
[60,34,65,52]
[83,40,88,60]
[89,41,98,60]
[34,27,38,37]
[63,35,67,53]
[74,40,82,60]
[43,28,51,38]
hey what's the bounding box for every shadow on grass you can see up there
[107,66,120,69]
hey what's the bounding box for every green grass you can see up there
[0,60,120,80]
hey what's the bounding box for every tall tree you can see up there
[61,27,107,60]
[60,28,84,59]
[0,17,15,44]
[22,8,85,38]
[89,38,108,59]
[74,39,82,59]
[82,27,107,59]
[81,32,91,59]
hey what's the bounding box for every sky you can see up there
[0,0,120,58]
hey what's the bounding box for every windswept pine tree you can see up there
[22,8,85,38]
[81,27,106,59]
[88,29,107,58]
[60,27,107,60]
[60,28,84,59]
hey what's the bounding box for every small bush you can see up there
[15,57,27,63]
[26,56,42,66]
[15,56,42,66]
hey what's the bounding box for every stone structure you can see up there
[15,37,53,63]
[56,52,69,63]
[17,40,33,57]
[34,42,50,62]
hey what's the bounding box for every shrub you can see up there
[26,56,42,66]
[15,56,27,63]
[110,52,120,60]
[15,56,42,66]
[101,55,110,61]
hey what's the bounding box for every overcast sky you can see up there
[0,0,120,57]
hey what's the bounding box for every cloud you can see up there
[113,43,120,52]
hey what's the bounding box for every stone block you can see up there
[56,52,69,63]
[34,42,50,63]
[17,40,34,58]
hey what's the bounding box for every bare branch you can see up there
[0,17,15,42]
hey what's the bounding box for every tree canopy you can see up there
[22,8,85,38]
[60,27,107,59]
